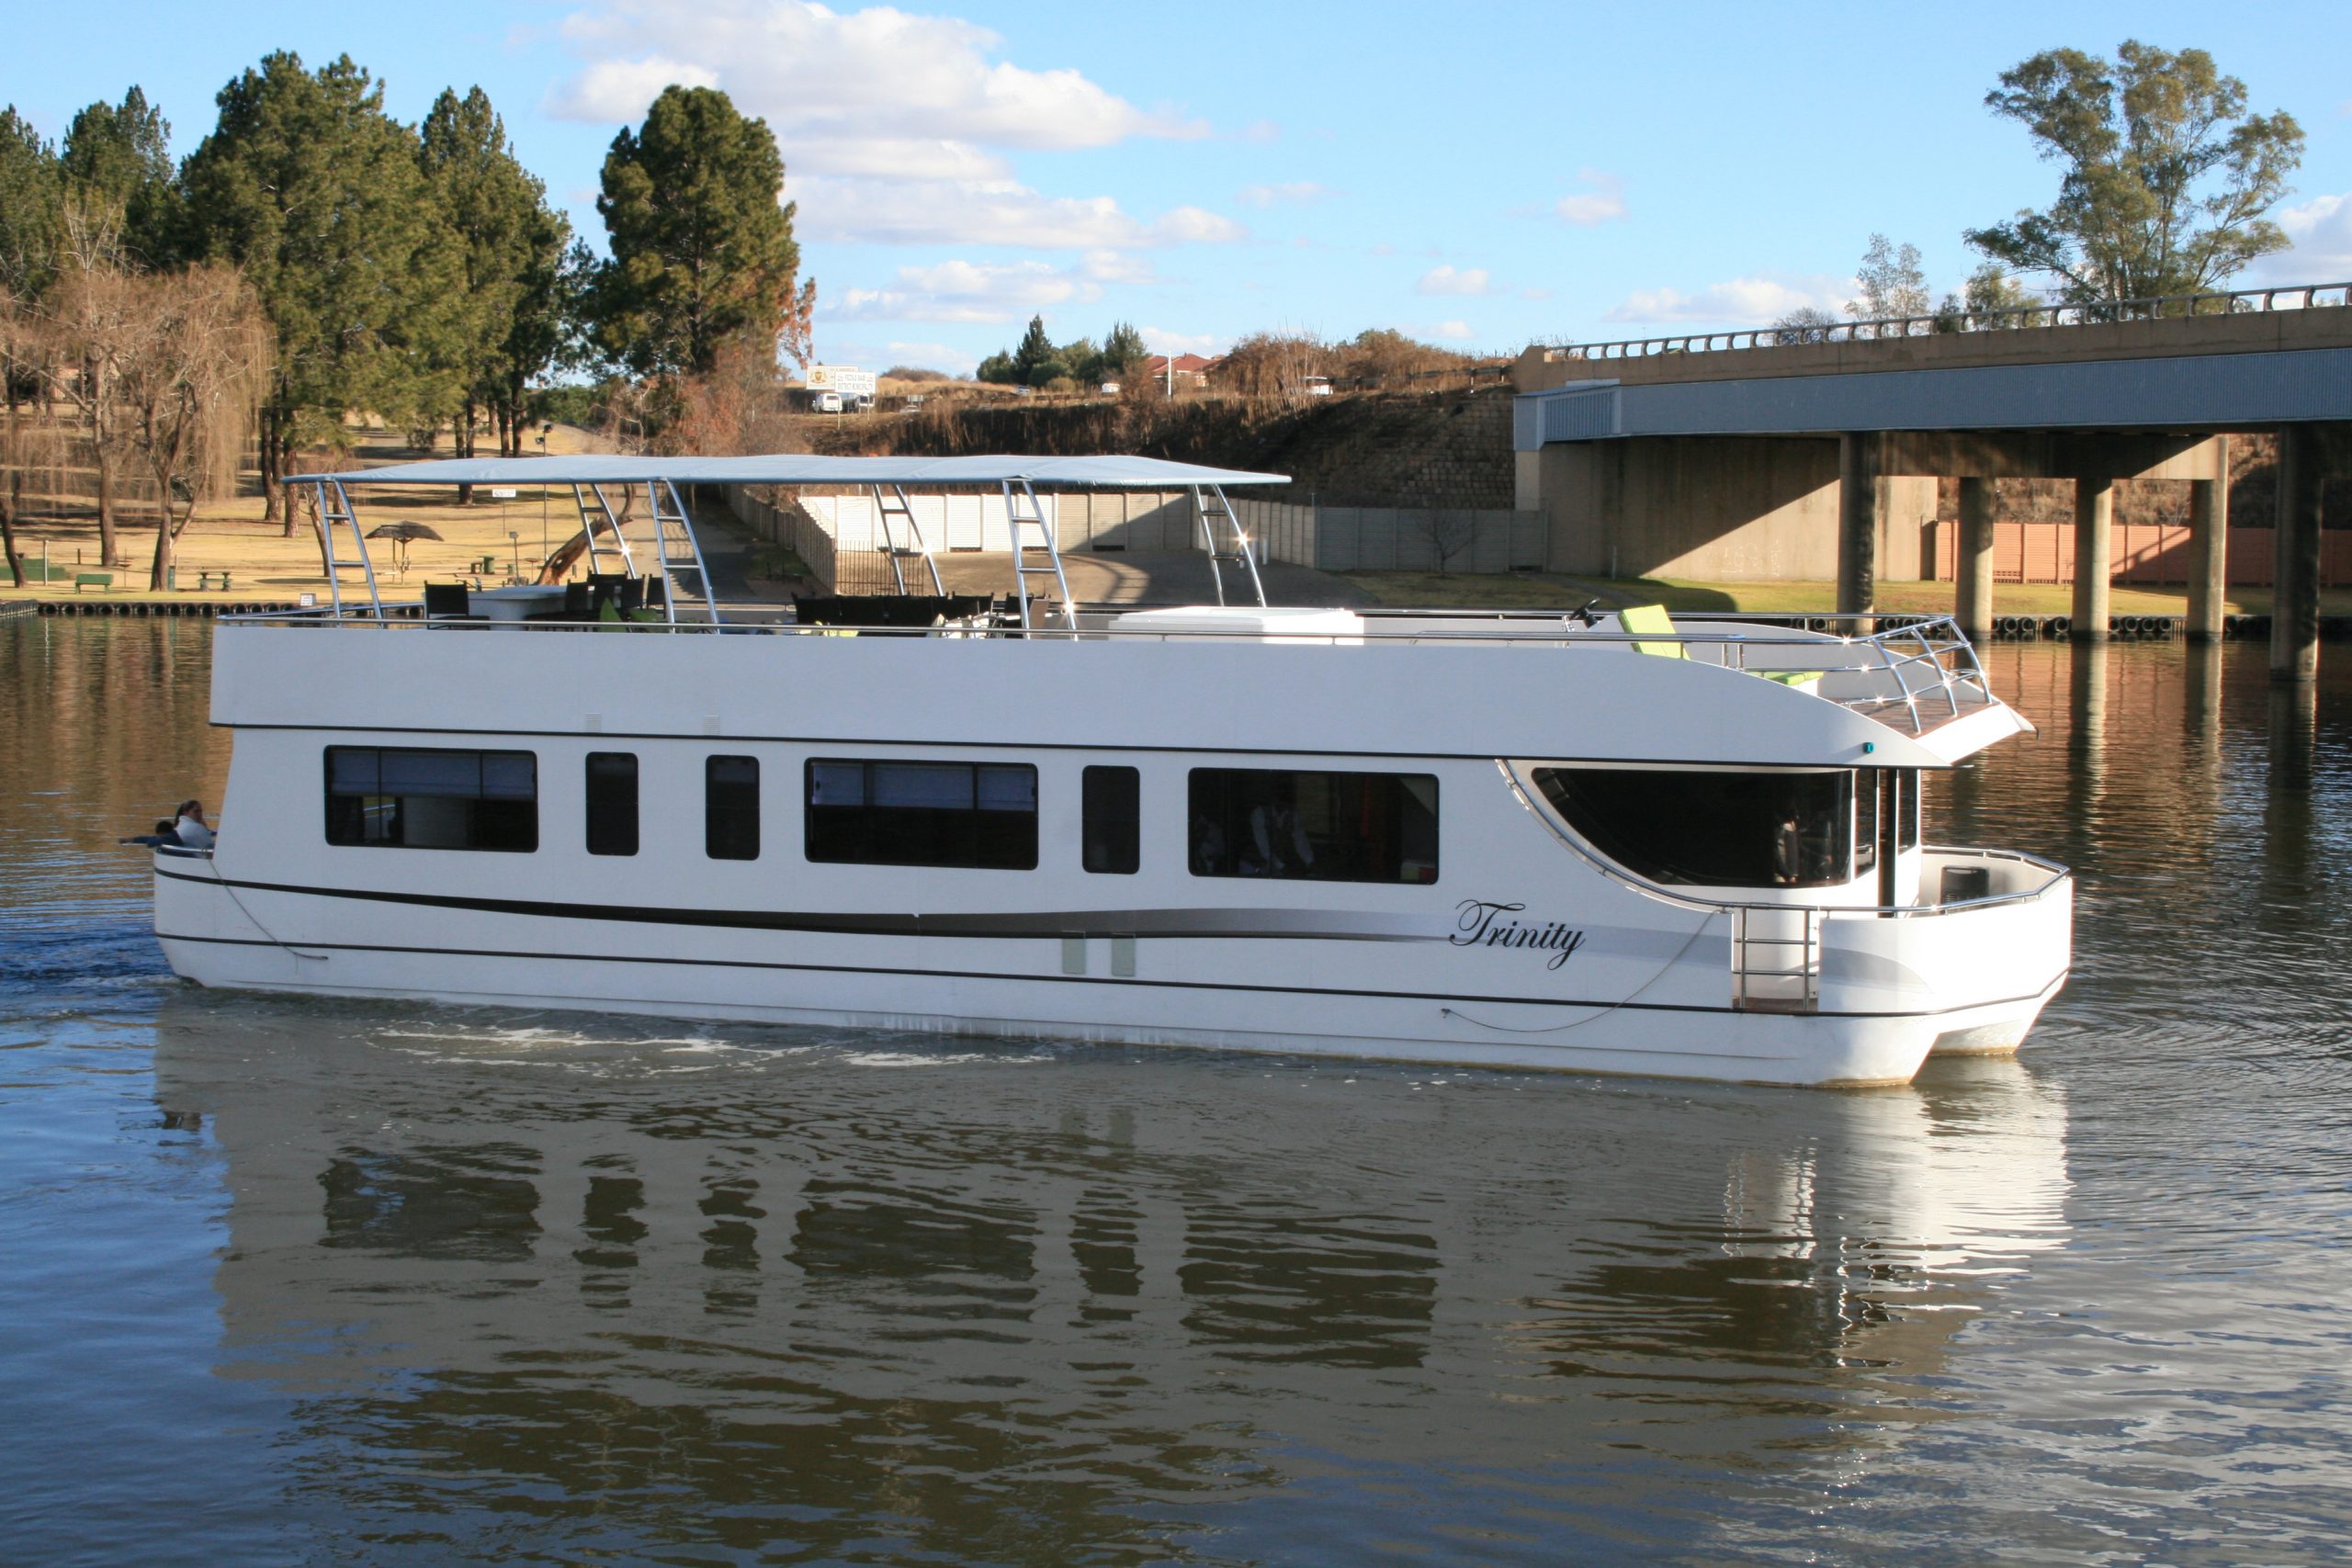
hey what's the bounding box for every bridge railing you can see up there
[1538,280,2352,363]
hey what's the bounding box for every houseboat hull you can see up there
[153,619,2071,1089]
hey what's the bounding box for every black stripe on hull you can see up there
[155,929,2068,1022]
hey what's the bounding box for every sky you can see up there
[7,0,2350,377]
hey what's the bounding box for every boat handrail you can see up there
[1498,761,2070,920]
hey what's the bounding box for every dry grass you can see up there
[3,421,614,602]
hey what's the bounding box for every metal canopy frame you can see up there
[282,453,1293,623]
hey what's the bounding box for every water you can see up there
[4,615,2350,1566]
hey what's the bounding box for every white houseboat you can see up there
[151,454,2071,1088]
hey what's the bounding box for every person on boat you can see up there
[119,818,181,848]
[172,800,216,850]
[1246,787,1314,878]
[1772,812,1803,885]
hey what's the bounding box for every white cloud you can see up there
[1605,273,1853,325]
[2253,191,2352,283]
[1238,119,1280,144]
[884,341,977,374]
[795,175,1245,249]
[1430,319,1476,341]
[1417,265,1492,297]
[1555,170,1627,226]
[1142,326,1221,355]
[552,0,1204,150]
[548,54,720,120]
[828,251,1163,323]
[1239,181,1331,209]
[1521,286,1553,300]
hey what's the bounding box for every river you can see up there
[3,615,2348,1566]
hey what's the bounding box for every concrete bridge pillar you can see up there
[1954,477,1996,646]
[1838,432,1879,623]
[2071,476,2113,641]
[2186,434,2229,643]
[2271,423,2324,683]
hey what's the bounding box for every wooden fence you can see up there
[1920,520,2352,588]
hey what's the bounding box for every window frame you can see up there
[1532,762,1857,890]
[803,757,1040,871]
[1081,765,1140,875]
[322,745,539,853]
[705,754,762,862]
[1186,766,1441,886]
[585,751,639,857]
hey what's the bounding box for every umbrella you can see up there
[364,522,444,575]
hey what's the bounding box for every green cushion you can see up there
[1617,604,1683,659]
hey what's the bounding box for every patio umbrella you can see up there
[364,522,444,574]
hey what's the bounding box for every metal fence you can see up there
[1536,280,2352,364]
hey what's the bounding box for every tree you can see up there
[1097,321,1148,382]
[0,108,62,296]
[1770,307,1841,346]
[61,86,179,266]
[592,85,809,381]
[113,264,269,588]
[419,86,571,484]
[1936,263,2039,332]
[42,207,141,566]
[181,52,463,530]
[1965,41,2304,304]
[1848,233,1929,323]
[975,349,1017,385]
[1009,315,1055,384]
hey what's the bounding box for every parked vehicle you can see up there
[1301,375,1334,397]
[811,390,843,414]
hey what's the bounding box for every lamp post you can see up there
[507,530,519,584]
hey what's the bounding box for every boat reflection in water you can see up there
[154,992,2070,1558]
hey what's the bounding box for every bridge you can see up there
[1510,283,2352,680]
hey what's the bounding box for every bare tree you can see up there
[1214,331,1328,401]
[114,265,270,589]
[1414,507,1478,575]
[42,203,138,566]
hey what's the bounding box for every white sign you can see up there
[806,364,877,398]
[489,487,519,500]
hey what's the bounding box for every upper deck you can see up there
[259,451,2029,769]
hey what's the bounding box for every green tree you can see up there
[419,86,571,478]
[1008,315,1054,384]
[1965,41,2304,304]
[975,348,1017,385]
[1098,321,1148,379]
[1848,234,1928,321]
[181,52,463,527]
[61,86,179,265]
[0,108,62,295]
[593,85,809,380]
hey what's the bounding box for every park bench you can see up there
[196,570,232,591]
[74,572,113,592]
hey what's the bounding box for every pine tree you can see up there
[61,87,179,266]
[0,108,62,296]
[1010,315,1053,383]
[592,85,807,380]
[181,52,462,527]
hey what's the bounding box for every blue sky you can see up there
[8,0,2349,375]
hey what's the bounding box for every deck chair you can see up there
[1617,604,1823,693]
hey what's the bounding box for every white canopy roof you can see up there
[288,454,1289,489]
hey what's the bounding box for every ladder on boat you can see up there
[869,484,945,596]
[1002,479,1072,630]
[1193,484,1266,607]
[312,479,385,618]
[1729,907,1821,1012]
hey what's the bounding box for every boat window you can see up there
[1533,766,1852,888]
[1856,775,1879,879]
[805,759,1038,870]
[1896,769,1921,852]
[1187,768,1439,884]
[706,756,760,861]
[585,752,639,857]
[1083,766,1140,874]
[324,746,537,852]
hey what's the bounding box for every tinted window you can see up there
[1534,766,1852,888]
[1896,769,1920,851]
[706,755,760,861]
[805,759,1037,870]
[1188,768,1438,884]
[324,747,537,852]
[585,752,639,856]
[1083,766,1139,874]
